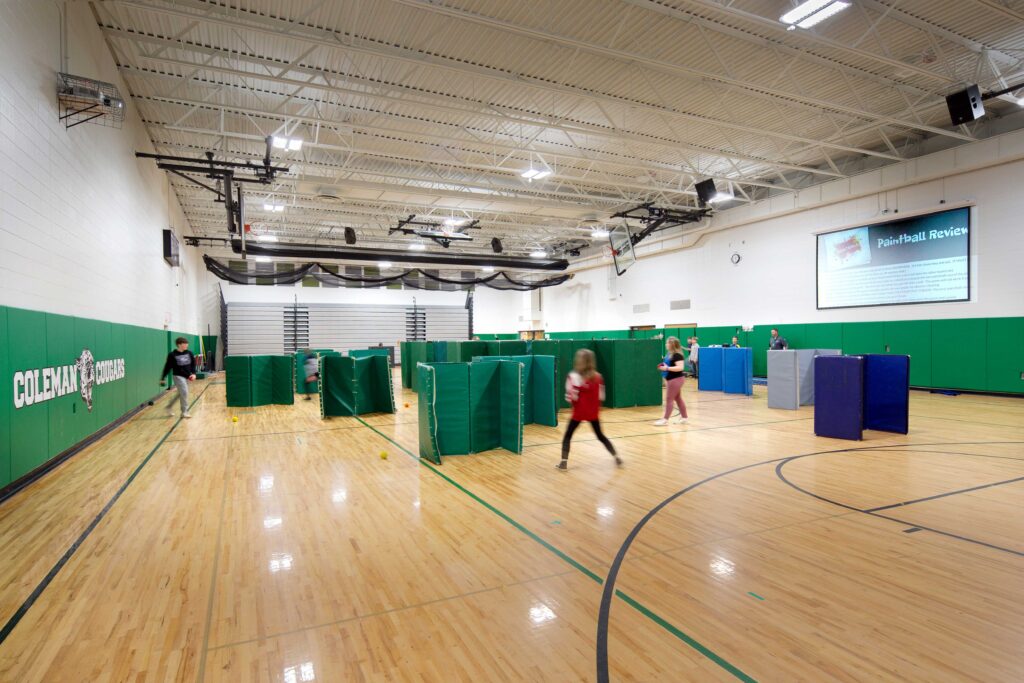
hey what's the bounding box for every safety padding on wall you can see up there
[470,355,558,427]
[416,360,525,463]
[320,355,396,417]
[814,354,910,440]
[225,355,295,407]
[593,339,663,408]
[294,349,340,395]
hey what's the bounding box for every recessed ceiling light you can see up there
[532,170,552,179]
[272,136,303,151]
[263,202,285,212]
[378,261,393,269]
[591,228,610,239]
[521,168,540,179]
[443,217,467,227]
[529,250,547,259]
[710,191,734,203]
[780,0,850,29]
[258,235,278,242]
[482,265,495,272]
[408,243,426,251]
[253,255,271,263]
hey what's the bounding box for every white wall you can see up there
[544,131,1024,331]
[0,0,207,333]
[472,287,526,334]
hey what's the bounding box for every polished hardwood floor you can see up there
[0,373,1021,681]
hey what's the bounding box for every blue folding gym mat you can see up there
[814,355,865,440]
[863,354,910,434]
[722,347,753,395]
[697,347,724,391]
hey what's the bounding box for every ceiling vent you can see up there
[316,186,342,202]
[633,303,650,314]
[670,299,691,310]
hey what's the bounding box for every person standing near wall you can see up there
[688,336,700,379]
[731,336,741,347]
[655,337,688,426]
[769,328,788,350]
[161,337,196,418]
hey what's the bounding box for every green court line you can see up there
[354,416,755,681]
[747,592,765,601]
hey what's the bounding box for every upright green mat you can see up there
[225,354,294,407]
[320,355,395,417]
[470,354,558,426]
[417,360,524,461]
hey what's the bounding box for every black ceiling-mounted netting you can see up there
[203,255,571,290]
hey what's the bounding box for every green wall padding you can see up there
[932,318,987,391]
[634,339,664,406]
[802,323,843,350]
[840,322,885,356]
[366,356,396,413]
[987,317,1024,393]
[884,320,932,386]
[542,317,1023,393]
[0,307,10,487]
[8,308,50,480]
[0,305,198,489]
[400,342,412,389]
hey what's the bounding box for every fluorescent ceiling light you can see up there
[408,242,426,251]
[591,228,610,239]
[710,191,734,203]
[272,136,303,151]
[521,168,552,180]
[529,250,547,259]
[482,265,495,272]
[378,261,393,269]
[258,235,278,242]
[780,0,850,29]
[263,202,285,212]
[443,217,467,227]
[253,255,271,263]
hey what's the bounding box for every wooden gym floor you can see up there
[0,373,1021,682]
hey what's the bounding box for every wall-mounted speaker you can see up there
[491,238,503,254]
[695,178,717,207]
[344,227,357,245]
[946,85,985,125]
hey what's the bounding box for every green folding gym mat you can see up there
[417,360,524,462]
[470,354,557,427]
[320,355,395,417]
[225,355,294,407]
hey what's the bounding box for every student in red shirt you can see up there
[558,349,621,470]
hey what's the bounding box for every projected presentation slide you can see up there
[817,207,970,309]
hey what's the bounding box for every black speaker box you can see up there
[946,85,985,125]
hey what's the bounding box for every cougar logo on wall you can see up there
[12,348,125,411]
[75,348,96,412]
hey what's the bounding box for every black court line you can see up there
[775,458,1024,558]
[0,383,214,647]
[864,475,1024,512]
[593,440,1024,683]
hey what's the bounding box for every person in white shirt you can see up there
[688,337,700,379]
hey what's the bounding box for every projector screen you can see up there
[816,207,970,310]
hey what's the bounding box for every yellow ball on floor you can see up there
[404,403,410,408]
[232,416,238,423]
[379,451,388,460]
